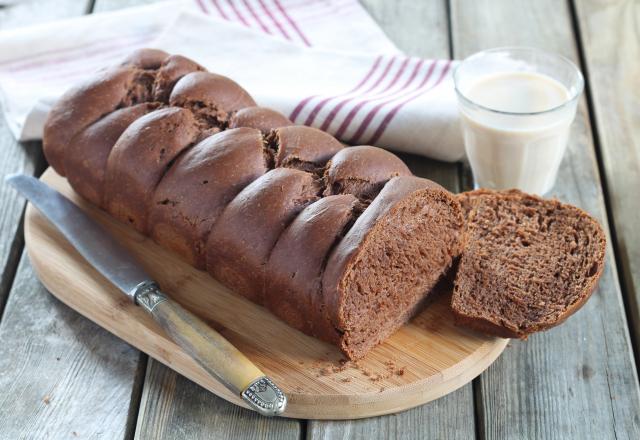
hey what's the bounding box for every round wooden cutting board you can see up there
[24,168,508,420]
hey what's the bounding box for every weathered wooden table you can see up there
[1,0,638,438]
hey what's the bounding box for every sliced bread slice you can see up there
[324,176,465,359]
[452,189,606,339]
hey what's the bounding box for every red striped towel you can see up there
[0,0,463,161]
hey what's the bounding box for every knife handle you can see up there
[133,281,287,416]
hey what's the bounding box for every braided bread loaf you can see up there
[43,49,464,360]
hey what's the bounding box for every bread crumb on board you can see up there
[314,358,408,383]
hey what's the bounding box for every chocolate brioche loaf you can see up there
[43,49,465,359]
[452,189,606,339]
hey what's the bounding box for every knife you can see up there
[6,174,287,417]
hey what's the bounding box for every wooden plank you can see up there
[451,0,640,438]
[0,1,145,439]
[0,119,42,318]
[573,0,640,360]
[0,252,144,439]
[308,387,475,440]
[309,1,475,438]
[0,0,92,316]
[0,0,92,313]
[358,0,450,60]
[134,361,301,440]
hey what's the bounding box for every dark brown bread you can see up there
[103,107,201,231]
[270,126,344,172]
[324,145,411,201]
[206,168,322,302]
[169,71,256,118]
[43,66,155,175]
[451,189,606,339]
[228,106,293,132]
[43,49,472,360]
[148,128,269,268]
[121,48,169,69]
[323,176,465,359]
[43,50,246,179]
[64,103,157,207]
[152,54,204,102]
[120,50,206,104]
[146,125,341,270]
[265,195,361,342]
[44,50,206,178]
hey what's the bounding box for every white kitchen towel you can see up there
[154,11,462,160]
[0,1,395,137]
[0,0,463,161]
[191,0,399,52]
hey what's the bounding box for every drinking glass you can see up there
[453,47,584,194]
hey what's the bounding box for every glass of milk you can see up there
[453,47,584,194]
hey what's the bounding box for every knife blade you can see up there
[6,174,287,416]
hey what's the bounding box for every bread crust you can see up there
[148,128,268,268]
[265,194,360,343]
[65,103,157,207]
[121,48,170,69]
[169,71,256,114]
[206,168,321,302]
[229,106,293,133]
[323,145,411,200]
[152,54,204,102]
[43,66,154,175]
[273,126,344,171]
[104,107,201,231]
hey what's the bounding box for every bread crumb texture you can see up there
[452,189,606,339]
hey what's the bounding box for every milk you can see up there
[458,71,577,194]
